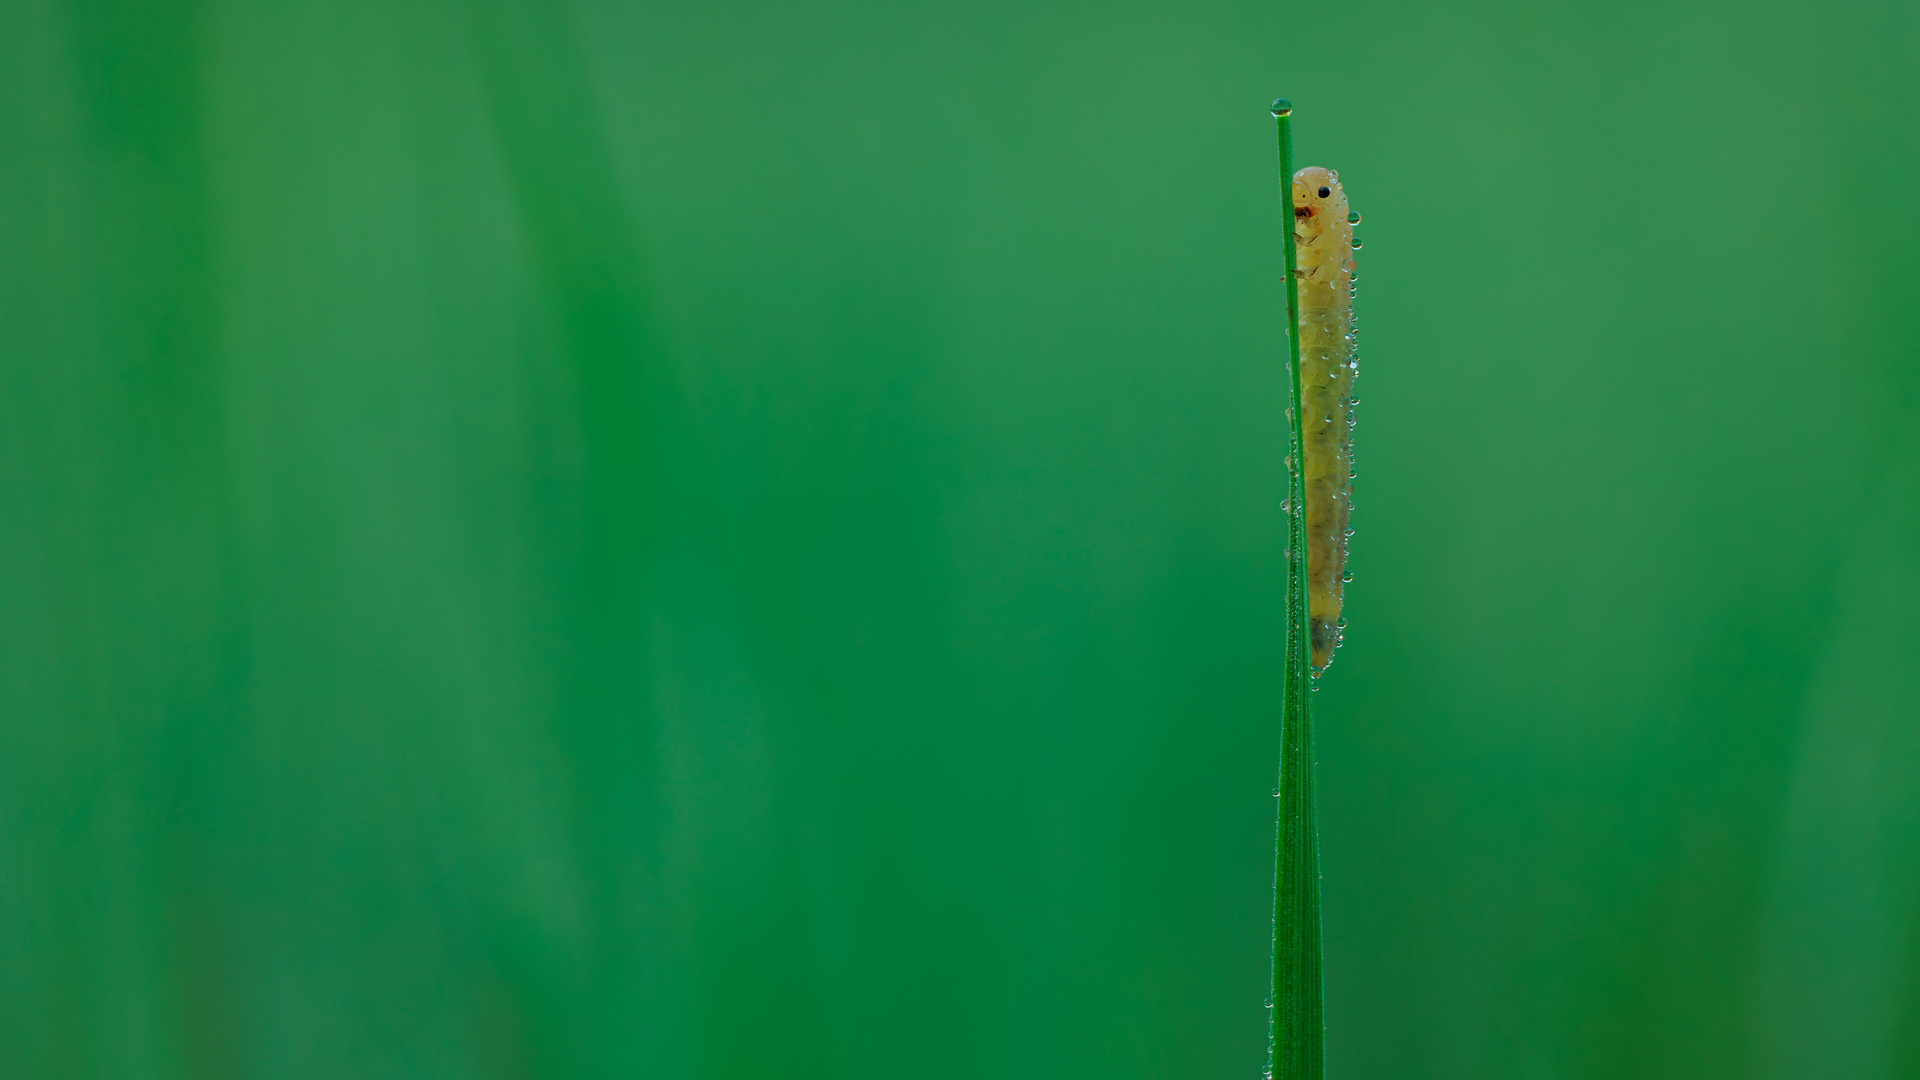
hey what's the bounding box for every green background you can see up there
[3,0,1917,1076]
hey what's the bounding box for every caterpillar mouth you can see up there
[1294,205,1315,219]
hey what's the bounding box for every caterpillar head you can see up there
[1290,167,1348,235]
[1290,166,1355,294]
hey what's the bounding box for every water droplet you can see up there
[1350,237,1363,250]
[1342,570,1354,583]
[1347,210,1362,225]
[1272,788,1282,797]
[1270,98,1292,117]
[1336,617,1348,629]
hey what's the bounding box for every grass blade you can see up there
[1267,97,1325,1080]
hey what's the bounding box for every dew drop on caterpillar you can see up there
[1291,165,1357,671]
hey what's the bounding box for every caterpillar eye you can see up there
[1317,186,1331,198]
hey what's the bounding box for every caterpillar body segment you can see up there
[1291,166,1356,671]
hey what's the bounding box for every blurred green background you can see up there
[3,0,1917,1076]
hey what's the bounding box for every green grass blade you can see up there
[1268,98,1325,1080]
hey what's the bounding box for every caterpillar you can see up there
[1291,166,1357,671]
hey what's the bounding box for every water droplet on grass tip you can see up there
[1270,98,1292,116]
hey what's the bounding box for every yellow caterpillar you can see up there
[1291,166,1357,671]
